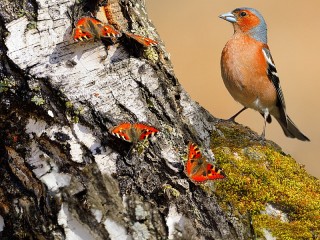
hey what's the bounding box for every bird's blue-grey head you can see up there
[219,7,268,44]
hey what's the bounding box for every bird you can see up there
[219,7,309,141]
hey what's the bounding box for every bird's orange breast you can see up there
[221,34,277,111]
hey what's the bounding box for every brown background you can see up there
[146,1,320,178]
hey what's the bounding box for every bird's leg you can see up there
[228,107,247,122]
[261,111,269,140]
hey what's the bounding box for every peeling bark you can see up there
[0,0,253,239]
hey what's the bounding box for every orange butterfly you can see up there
[185,142,225,183]
[125,33,158,47]
[109,122,159,144]
[73,17,122,42]
[85,3,158,47]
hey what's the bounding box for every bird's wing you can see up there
[262,47,287,125]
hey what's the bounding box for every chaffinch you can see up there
[219,7,309,141]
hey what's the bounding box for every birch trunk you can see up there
[0,0,252,239]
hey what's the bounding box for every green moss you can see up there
[31,95,45,105]
[254,215,316,240]
[0,78,16,93]
[65,101,84,123]
[26,21,37,30]
[65,101,73,109]
[17,10,26,18]
[72,115,79,123]
[211,121,320,239]
[136,140,149,155]
[162,184,180,198]
[143,47,159,63]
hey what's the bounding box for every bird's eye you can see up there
[240,12,247,17]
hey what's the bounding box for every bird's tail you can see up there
[276,115,310,141]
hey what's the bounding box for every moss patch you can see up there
[211,121,320,239]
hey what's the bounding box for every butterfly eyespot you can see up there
[240,11,247,17]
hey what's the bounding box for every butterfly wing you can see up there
[185,143,202,177]
[133,123,159,141]
[185,143,225,183]
[73,17,94,41]
[73,17,121,42]
[95,21,122,38]
[188,159,209,182]
[206,164,225,180]
[86,17,122,39]
[109,122,133,142]
[126,33,158,47]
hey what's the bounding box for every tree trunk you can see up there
[0,0,252,239]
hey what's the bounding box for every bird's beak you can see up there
[219,12,236,23]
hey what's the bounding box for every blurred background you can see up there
[146,1,320,178]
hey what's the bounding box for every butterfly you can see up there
[125,32,158,47]
[185,142,225,183]
[109,122,159,144]
[73,17,122,42]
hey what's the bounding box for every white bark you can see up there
[0,0,251,239]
